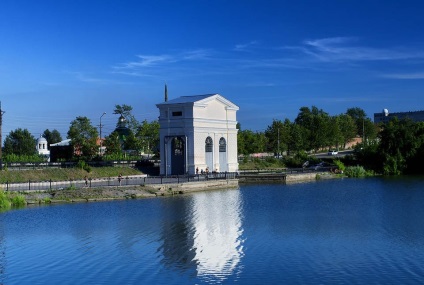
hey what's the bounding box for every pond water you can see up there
[2,176,424,284]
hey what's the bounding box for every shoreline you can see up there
[18,179,240,205]
[11,172,339,207]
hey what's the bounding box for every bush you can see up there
[0,190,11,211]
[0,190,26,210]
[10,195,26,207]
[344,166,372,178]
[43,197,52,204]
[4,154,46,163]
[283,152,319,168]
[76,160,92,173]
[333,160,345,172]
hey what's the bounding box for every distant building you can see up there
[156,94,239,175]
[49,139,73,162]
[374,109,424,124]
[36,136,50,159]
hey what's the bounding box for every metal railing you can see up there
[239,166,332,174]
[1,172,238,192]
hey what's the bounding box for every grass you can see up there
[239,157,286,170]
[0,190,11,210]
[0,190,27,211]
[0,167,143,183]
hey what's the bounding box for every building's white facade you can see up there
[156,94,239,175]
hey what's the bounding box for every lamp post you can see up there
[100,112,106,155]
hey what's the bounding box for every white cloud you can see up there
[113,49,212,73]
[182,49,212,60]
[381,72,424,79]
[115,55,172,69]
[292,37,424,62]
[234,41,258,51]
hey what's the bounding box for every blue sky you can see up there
[1,0,424,139]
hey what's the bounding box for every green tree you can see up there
[363,118,378,143]
[113,104,139,132]
[335,114,357,149]
[136,120,160,154]
[238,129,266,155]
[288,123,306,154]
[327,115,343,149]
[346,107,366,136]
[123,131,139,151]
[3,128,36,156]
[377,118,423,175]
[103,131,122,155]
[265,119,284,156]
[67,116,99,160]
[295,106,331,152]
[265,119,291,156]
[42,129,62,149]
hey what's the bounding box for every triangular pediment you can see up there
[157,94,239,110]
[194,94,239,110]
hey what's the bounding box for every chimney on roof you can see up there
[164,83,168,102]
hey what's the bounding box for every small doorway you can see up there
[171,137,185,175]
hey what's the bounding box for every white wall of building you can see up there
[157,94,239,175]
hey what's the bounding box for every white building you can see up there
[156,94,239,175]
[36,136,50,156]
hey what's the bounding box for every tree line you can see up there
[238,106,377,156]
[3,103,422,175]
[356,117,424,175]
[2,104,159,162]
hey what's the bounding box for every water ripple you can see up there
[3,179,424,284]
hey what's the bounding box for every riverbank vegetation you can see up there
[355,118,424,175]
[0,167,142,184]
[0,190,26,211]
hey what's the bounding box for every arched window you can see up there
[205,137,213,152]
[219,137,226,152]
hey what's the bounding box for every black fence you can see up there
[239,166,332,174]
[2,160,160,170]
[2,172,238,192]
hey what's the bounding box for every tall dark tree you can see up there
[42,129,62,149]
[265,119,291,156]
[295,106,331,152]
[67,116,99,160]
[377,118,423,175]
[3,128,36,156]
[333,114,357,149]
[103,131,122,155]
[123,131,139,151]
[363,118,378,143]
[288,123,306,154]
[346,107,366,137]
[327,115,343,149]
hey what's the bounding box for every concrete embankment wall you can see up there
[286,173,320,183]
[148,179,239,196]
[239,172,328,184]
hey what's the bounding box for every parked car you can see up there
[328,150,338,156]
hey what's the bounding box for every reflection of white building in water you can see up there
[189,190,244,280]
[156,94,239,175]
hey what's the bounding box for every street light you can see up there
[100,112,106,155]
